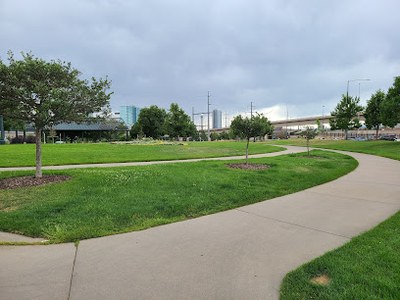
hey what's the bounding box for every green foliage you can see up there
[210,132,219,141]
[381,76,400,128]
[329,94,363,139]
[230,113,273,141]
[0,51,112,177]
[365,90,385,138]
[0,151,356,243]
[199,130,208,141]
[315,119,325,132]
[136,105,167,139]
[0,52,112,127]
[165,103,196,139]
[301,127,318,156]
[230,113,273,163]
[219,131,230,140]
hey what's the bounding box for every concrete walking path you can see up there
[1,147,399,299]
[0,147,298,172]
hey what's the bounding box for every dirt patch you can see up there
[226,163,270,170]
[310,274,331,286]
[0,175,71,190]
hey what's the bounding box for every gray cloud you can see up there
[1,0,399,121]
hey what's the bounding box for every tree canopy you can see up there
[365,90,385,138]
[165,103,196,138]
[329,94,363,140]
[301,127,318,156]
[230,113,273,164]
[135,105,167,139]
[381,76,400,128]
[0,52,112,177]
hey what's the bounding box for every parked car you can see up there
[379,135,396,141]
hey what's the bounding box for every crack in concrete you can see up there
[305,190,400,206]
[67,243,79,300]
[235,208,351,239]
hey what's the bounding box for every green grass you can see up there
[0,141,284,167]
[0,150,357,243]
[279,139,400,300]
[280,211,400,300]
[269,139,400,161]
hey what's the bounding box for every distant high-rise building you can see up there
[120,105,141,128]
[212,109,222,129]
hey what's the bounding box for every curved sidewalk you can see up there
[1,148,399,299]
[0,146,299,172]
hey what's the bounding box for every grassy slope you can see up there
[0,150,356,243]
[280,140,400,300]
[0,142,283,167]
[280,212,400,300]
[270,139,400,161]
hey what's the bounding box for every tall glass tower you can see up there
[120,105,141,128]
[212,109,222,129]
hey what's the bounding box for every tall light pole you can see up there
[347,79,370,97]
[207,91,211,141]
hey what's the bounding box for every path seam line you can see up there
[67,243,79,300]
[304,190,400,206]
[235,208,352,239]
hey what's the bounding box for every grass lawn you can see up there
[269,139,400,161]
[0,141,284,167]
[280,211,400,300]
[0,150,357,243]
[280,140,400,300]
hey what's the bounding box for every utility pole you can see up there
[250,101,253,118]
[207,91,211,141]
[286,105,289,139]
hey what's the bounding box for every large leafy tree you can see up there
[230,113,273,164]
[0,52,112,177]
[329,94,363,140]
[381,76,400,128]
[365,90,385,139]
[165,103,196,139]
[136,105,167,139]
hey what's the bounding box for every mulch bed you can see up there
[226,163,270,170]
[0,175,71,190]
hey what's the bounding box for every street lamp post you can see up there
[347,78,370,97]
[207,91,211,141]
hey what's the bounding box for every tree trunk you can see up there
[344,129,348,140]
[35,128,43,178]
[375,127,379,140]
[307,139,310,156]
[246,138,249,165]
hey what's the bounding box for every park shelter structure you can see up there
[6,121,128,143]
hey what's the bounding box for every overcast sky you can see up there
[1,0,399,124]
